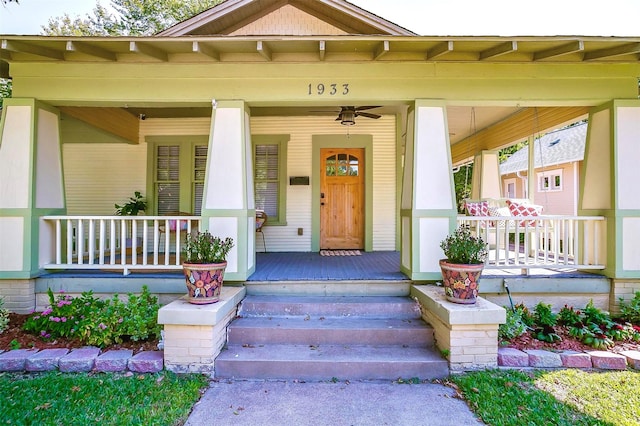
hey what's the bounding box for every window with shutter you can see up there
[149,137,208,215]
[253,135,289,225]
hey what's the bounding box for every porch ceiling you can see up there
[2,36,640,64]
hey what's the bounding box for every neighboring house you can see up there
[500,122,587,215]
[1,0,640,313]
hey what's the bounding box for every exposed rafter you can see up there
[426,41,453,60]
[319,40,326,61]
[450,106,590,165]
[480,41,517,60]
[584,42,640,61]
[1,39,64,60]
[192,41,219,61]
[129,42,168,61]
[257,41,272,61]
[373,40,389,60]
[65,41,116,61]
[534,40,584,61]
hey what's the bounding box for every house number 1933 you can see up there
[308,83,349,96]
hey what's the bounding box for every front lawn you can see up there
[0,371,208,425]
[450,369,640,426]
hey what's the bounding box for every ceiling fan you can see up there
[335,106,381,125]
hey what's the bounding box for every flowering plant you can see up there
[23,286,160,347]
[439,225,487,264]
[183,231,234,264]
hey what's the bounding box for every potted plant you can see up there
[114,191,147,216]
[439,225,488,304]
[182,231,234,304]
[114,191,147,254]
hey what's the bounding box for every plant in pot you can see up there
[439,225,488,304]
[182,231,234,305]
[114,191,147,254]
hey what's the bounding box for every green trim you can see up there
[395,112,403,251]
[252,134,289,225]
[311,135,374,252]
[146,135,209,215]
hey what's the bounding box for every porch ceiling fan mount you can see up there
[336,106,381,125]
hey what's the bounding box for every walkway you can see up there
[186,380,483,425]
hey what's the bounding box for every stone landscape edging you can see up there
[498,347,640,370]
[0,347,163,373]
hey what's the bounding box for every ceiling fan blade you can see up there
[356,112,381,119]
[355,106,381,111]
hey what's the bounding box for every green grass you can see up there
[450,369,640,426]
[0,371,209,425]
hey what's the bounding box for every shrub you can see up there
[499,308,529,340]
[558,305,583,327]
[23,286,161,347]
[0,297,9,334]
[618,291,640,324]
[533,302,561,343]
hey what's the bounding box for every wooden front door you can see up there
[320,148,365,249]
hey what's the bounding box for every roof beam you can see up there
[192,41,219,61]
[373,40,390,60]
[480,41,517,60]
[426,41,453,60]
[534,40,584,61]
[1,39,64,60]
[319,40,326,61]
[584,42,640,61]
[60,107,140,145]
[450,106,590,165]
[257,41,272,61]
[65,41,116,61]
[129,41,168,61]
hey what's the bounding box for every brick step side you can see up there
[228,317,434,347]
[215,344,448,381]
[238,295,421,319]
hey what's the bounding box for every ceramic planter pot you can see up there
[439,259,484,304]
[183,261,227,304]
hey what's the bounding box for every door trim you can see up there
[311,134,373,252]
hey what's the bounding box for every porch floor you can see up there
[40,251,598,282]
[248,251,407,281]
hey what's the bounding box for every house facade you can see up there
[1,0,640,314]
[500,122,586,215]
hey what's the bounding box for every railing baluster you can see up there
[143,220,148,265]
[164,219,171,266]
[120,218,127,266]
[132,219,138,266]
[77,220,84,265]
[98,219,106,265]
[55,219,62,265]
[66,219,73,265]
[153,219,159,265]
[88,219,95,265]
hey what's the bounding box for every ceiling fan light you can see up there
[340,111,356,125]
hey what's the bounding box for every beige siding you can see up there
[252,115,397,252]
[63,144,147,214]
[229,5,348,36]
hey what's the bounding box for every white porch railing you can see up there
[42,215,201,275]
[457,215,606,271]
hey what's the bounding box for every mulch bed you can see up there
[0,314,160,354]
[505,325,640,354]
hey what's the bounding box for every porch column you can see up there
[582,101,640,310]
[200,100,255,281]
[470,150,501,200]
[0,99,66,312]
[400,101,457,280]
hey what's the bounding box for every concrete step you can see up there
[244,280,411,297]
[215,344,449,381]
[238,295,422,319]
[228,317,434,347]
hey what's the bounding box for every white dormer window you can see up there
[537,169,562,192]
